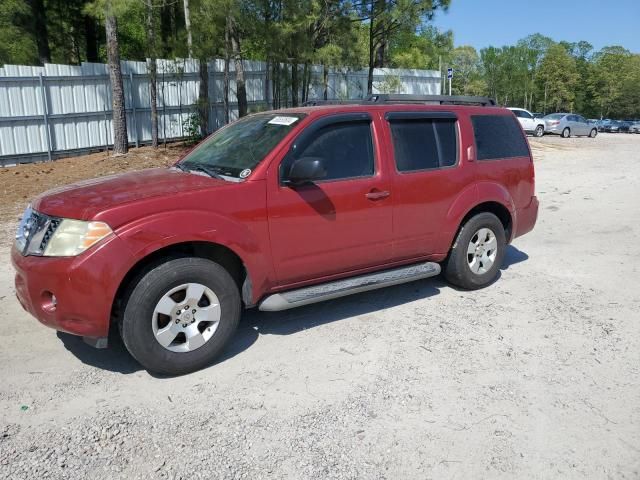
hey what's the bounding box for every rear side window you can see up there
[471,115,529,160]
[389,119,457,171]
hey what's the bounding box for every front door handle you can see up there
[366,190,390,200]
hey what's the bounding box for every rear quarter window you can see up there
[471,114,530,160]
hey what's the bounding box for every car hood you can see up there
[32,168,229,221]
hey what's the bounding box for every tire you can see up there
[534,125,544,137]
[120,257,241,375]
[589,128,597,138]
[443,212,506,290]
[561,127,570,138]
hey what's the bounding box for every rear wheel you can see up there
[589,128,597,138]
[561,127,570,138]
[120,257,241,375]
[443,212,506,290]
[534,125,544,137]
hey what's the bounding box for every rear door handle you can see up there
[366,190,390,200]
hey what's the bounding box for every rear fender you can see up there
[442,182,515,251]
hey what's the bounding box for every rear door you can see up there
[267,113,394,286]
[384,111,466,259]
[575,115,590,135]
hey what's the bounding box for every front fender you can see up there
[114,209,272,304]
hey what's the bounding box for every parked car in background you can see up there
[620,121,633,133]
[603,120,622,133]
[544,113,598,138]
[597,119,611,132]
[630,122,640,133]
[508,108,545,137]
[532,113,544,118]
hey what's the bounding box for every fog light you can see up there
[41,291,57,312]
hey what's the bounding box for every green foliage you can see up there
[182,111,203,145]
[536,44,580,112]
[1,0,639,119]
[376,74,404,93]
[0,0,37,65]
[450,45,485,95]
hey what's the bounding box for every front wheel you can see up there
[120,257,241,375]
[589,128,597,138]
[535,125,544,137]
[443,212,506,290]
[561,127,571,138]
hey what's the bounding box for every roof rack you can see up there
[303,94,496,107]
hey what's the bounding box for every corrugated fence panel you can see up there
[0,58,440,164]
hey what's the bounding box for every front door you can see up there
[267,113,393,286]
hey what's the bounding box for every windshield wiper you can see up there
[179,163,226,180]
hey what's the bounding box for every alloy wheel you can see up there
[466,228,498,275]
[151,283,221,353]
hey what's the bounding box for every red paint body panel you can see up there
[13,104,538,339]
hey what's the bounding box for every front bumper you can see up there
[11,235,131,338]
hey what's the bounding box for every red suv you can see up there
[12,95,538,375]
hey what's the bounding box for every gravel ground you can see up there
[1,134,639,479]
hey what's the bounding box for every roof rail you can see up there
[368,94,496,106]
[302,99,368,106]
[302,94,496,107]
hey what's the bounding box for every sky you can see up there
[431,0,640,53]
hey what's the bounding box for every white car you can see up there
[508,108,545,137]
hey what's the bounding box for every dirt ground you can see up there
[0,134,639,479]
[0,143,189,225]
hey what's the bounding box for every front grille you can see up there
[16,208,61,256]
[39,218,62,252]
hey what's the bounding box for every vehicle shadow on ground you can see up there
[57,245,528,375]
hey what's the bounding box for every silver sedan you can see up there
[544,113,598,138]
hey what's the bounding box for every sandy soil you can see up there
[0,134,639,479]
[0,143,189,225]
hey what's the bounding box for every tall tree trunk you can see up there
[273,63,279,109]
[229,17,247,117]
[367,11,374,94]
[301,62,310,104]
[29,0,51,64]
[198,60,209,135]
[146,1,158,148]
[291,62,299,107]
[183,0,193,58]
[223,22,230,124]
[160,1,172,57]
[105,12,128,155]
[323,63,328,100]
[84,16,98,62]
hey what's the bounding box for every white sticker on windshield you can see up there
[268,116,299,126]
[239,168,251,179]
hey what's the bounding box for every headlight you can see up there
[43,219,113,257]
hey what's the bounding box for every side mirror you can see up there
[286,157,326,186]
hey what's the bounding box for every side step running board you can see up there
[259,262,441,312]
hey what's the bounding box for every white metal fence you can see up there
[0,58,440,165]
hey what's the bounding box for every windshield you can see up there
[178,113,306,179]
[544,113,565,120]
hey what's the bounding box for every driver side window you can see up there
[281,120,375,183]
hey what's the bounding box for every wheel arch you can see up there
[111,240,254,328]
[457,201,513,244]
